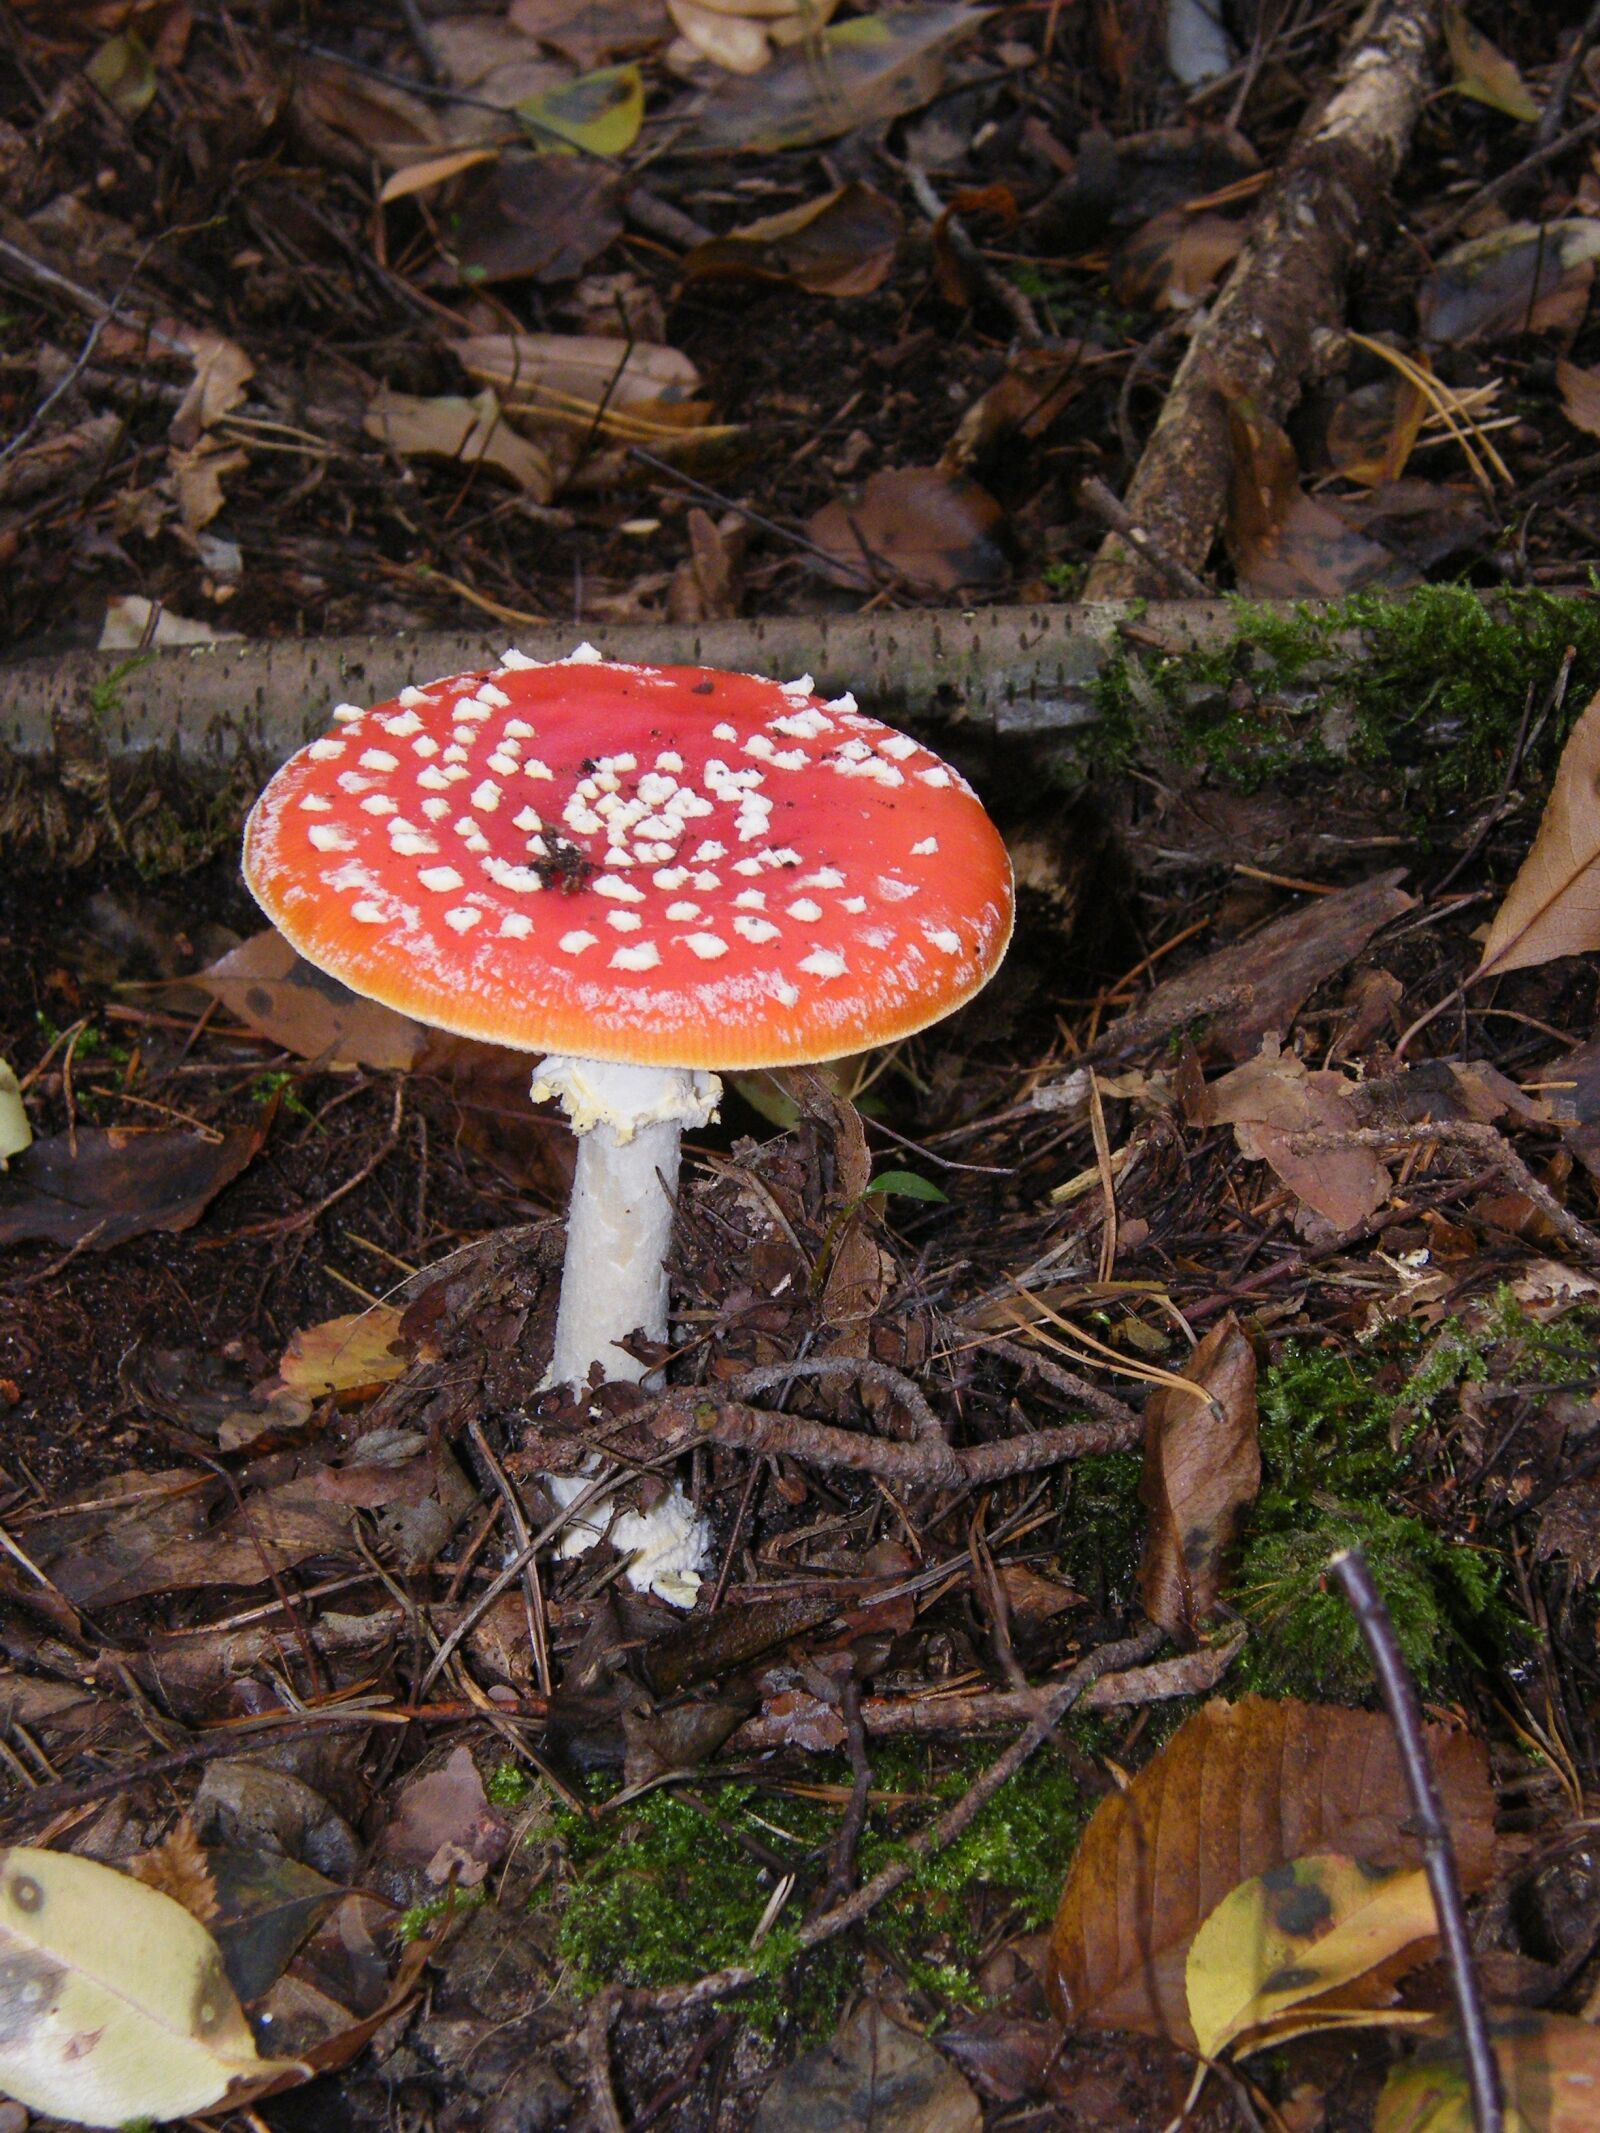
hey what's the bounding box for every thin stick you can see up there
[1329,1550,1503,2133]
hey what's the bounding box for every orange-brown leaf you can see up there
[1477,687,1600,979]
[1047,1696,1495,2045]
[129,1817,220,1925]
[1138,1314,1259,1641]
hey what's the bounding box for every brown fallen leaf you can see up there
[1227,402,1410,596]
[1534,1478,1600,1585]
[1477,686,1600,979]
[278,1308,411,1401]
[1326,375,1429,488]
[751,2001,981,2133]
[200,929,428,1071]
[1199,1039,1393,1234]
[434,156,624,288]
[941,346,1086,473]
[1112,208,1244,312]
[509,0,672,71]
[0,1120,265,1250]
[1420,222,1600,345]
[372,1746,511,1899]
[129,1819,220,1925]
[1128,870,1414,1062]
[683,182,902,297]
[1139,1315,1259,1643]
[365,385,556,497]
[1048,1696,1495,2044]
[1556,357,1600,441]
[807,465,1005,594]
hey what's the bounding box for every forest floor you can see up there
[4,6,1600,2133]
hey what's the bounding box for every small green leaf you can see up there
[865,1168,948,1203]
[86,30,158,120]
[517,65,643,158]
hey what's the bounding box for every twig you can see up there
[988,1340,1146,1431]
[901,163,1044,346]
[1535,2,1600,153]
[465,1420,552,1698]
[1298,1119,1600,1258]
[1079,477,1213,598]
[582,1984,627,2133]
[817,1677,873,1911]
[397,0,448,81]
[1429,107,1600,252]
[638,1392,1140,1486]
[626,1624,1164,2018]
[733,1356,947,1444]
[1329,1551,1502,2133]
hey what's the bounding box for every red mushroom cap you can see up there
[243,650,1013,1071]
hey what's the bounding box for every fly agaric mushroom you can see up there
[243,646,1013,1603]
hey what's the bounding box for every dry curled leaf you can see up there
[1138,1314,1259,1642]
[200,928,428,1071]
[129,1818,220,1926]
[1048,1696,1494,2044]
[1199,1040,1392,1234]
[0,1846,302,2126]
[1477,686,1600,979]
[364,385,556,497]
[807,465,1005,594]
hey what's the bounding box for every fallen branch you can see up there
[1084,0,1443,598]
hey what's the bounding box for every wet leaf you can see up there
[1420,222,1600,345]
[1139,1314,1259,1642]
[1477,687,1600,978]
[1555,358,1600,442]
[207,1848,344,2005]
[85,29,158,119]
[0,1846,303,2126]
[694,3,988,153]
[200,928,428,1071]
[942,347,1086,471]
[1048,1696,1494,2043]
[279,1308,410,1400]
[752,1999,981,2132]
[517,62,644,155]
[807,465,1005,594]
[0,1119,265,1250]
[1444,6,1540,125]
[365,386,557,496]
[1199,1040,1393,1234]
[684,182,903,296]
[441,155,624,286]
[1187,1853,1437,2058]
[1377,2011,1600,2133]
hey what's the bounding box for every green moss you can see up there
[1086,588,1600,824]
[549,1744,1092,2033]
[486,1758,532,1809]
[396,1886,487,1943]
[1238,1294,1600,1698]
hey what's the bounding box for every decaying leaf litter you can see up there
[9,5,1600,2133]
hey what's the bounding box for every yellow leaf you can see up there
[0,1846,303,2127]
[1477,687,1600,979]
[1187,1853,1438,2059]
[379,146,504,203]
[518,64,644,156]
[279,1307,410,1399]
[1377,2009,1600,2133]
[1444,6,1540,125]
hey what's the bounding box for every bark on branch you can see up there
[1084,0,1443,599]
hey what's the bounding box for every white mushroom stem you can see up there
[529,1054,721,1606]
